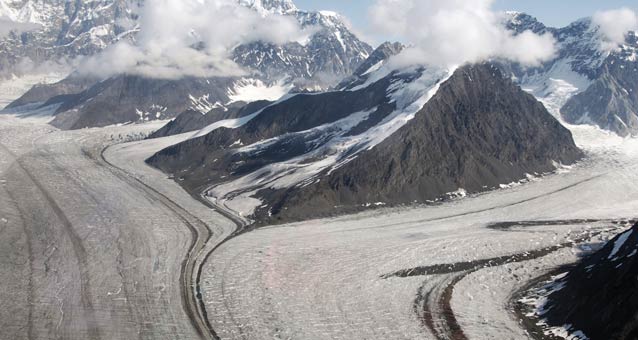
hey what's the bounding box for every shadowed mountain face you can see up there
[146,72,403,190]
[542,223,638,340]
[253,64,583,223]
[148,63,582,224]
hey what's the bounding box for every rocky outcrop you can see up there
[541,223,638,340]
[337,41,404,90]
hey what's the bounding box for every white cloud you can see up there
[593,8,638,51]
[79,0,308,79]
[368,0,556,68]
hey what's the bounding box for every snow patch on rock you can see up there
[227,78,293,104]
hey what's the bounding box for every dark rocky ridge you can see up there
[4,74,96,109]
[542,223,638,340]
[149,100,272,139]
[351,42,404,78]
[253,64,583,223]
[148,63,583,225]
[146,73,401,194]
[47,75,236,130]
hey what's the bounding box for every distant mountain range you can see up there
[0,0,140,75]
[233,3,373,86]
[6,8,637,136]
[2,0,372,128]
[504,12,638,136]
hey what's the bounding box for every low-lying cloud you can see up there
[368,0,557,68]
[593,8,638,51]
[0,16,41,37]
[80,0,308,79]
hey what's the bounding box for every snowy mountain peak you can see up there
[503,11,547,34]
[0,0,140,76]
[238,0,298,15]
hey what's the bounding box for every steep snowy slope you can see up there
[0,0,140,75]
[504,12,638,136]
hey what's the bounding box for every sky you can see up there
[295,0,638,44]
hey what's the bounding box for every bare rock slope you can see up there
[541,223,638,340]
[257,64,583,222]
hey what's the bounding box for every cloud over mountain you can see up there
[368,0,557,68]
[79,0,309,79]
[593,7,638,51]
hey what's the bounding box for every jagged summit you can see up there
[503,11,547,34]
